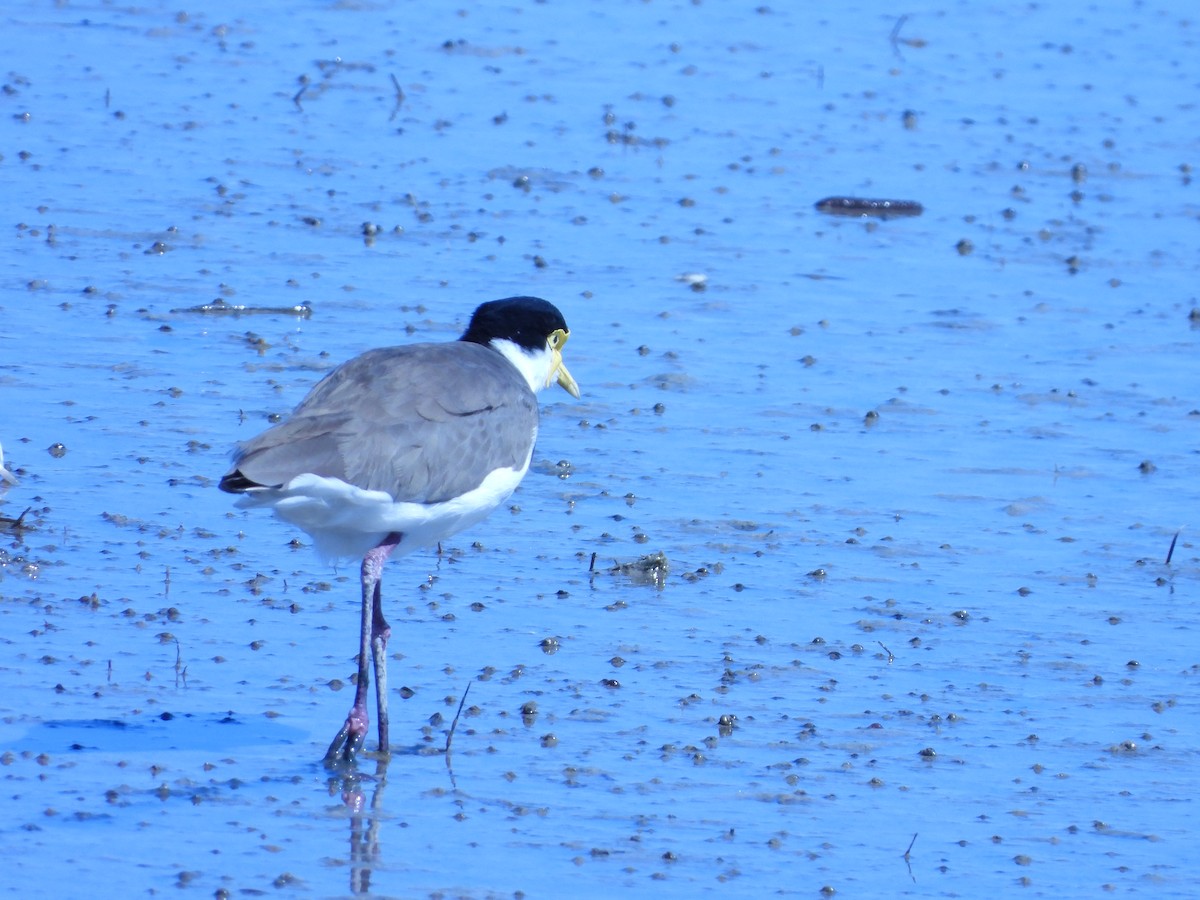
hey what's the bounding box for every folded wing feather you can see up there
[222,341,539,504]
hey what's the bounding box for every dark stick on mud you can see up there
[1165,528,1181,565]
[172,299,312,317]
[815,196,924,218]
[173,636,187,688]
[389,74,405,122]
[445,681,472,759]
[902,832,918,884]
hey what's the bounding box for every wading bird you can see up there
[220,297,579,764]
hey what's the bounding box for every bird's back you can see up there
[222,340,540,504]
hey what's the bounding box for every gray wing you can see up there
[223,341,538,503]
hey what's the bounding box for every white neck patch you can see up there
[491,337,556,394]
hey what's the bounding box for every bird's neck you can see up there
[488,338,553,394]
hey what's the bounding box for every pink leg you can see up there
[324,533,402,765]
[371,574,392,755]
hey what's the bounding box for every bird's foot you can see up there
[323,707,369,767]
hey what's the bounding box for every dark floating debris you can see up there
[0,506,32,533]
[605,551,669,589]
[814,197,924,219]
[172,299,313,318]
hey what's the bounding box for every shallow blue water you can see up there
[2,0,1198,896]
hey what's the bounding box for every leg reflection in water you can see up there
[331,758,388,895]
[330,680,475,894]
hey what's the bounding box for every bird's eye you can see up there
[549,328,568,350]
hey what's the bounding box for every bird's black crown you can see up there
[460,296,569,352]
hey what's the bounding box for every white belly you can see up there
[236,451,532,561]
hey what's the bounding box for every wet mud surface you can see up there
[2,1,1198,896]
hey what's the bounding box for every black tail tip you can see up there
[219,470,257,493]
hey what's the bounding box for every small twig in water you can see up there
[588,551,597,573]
[445,680,472,758]
[878,641,895,664]
[902,832,918,883]
[1165,528,1182,565]
[389,73,405,122]
[173,637,188,688]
